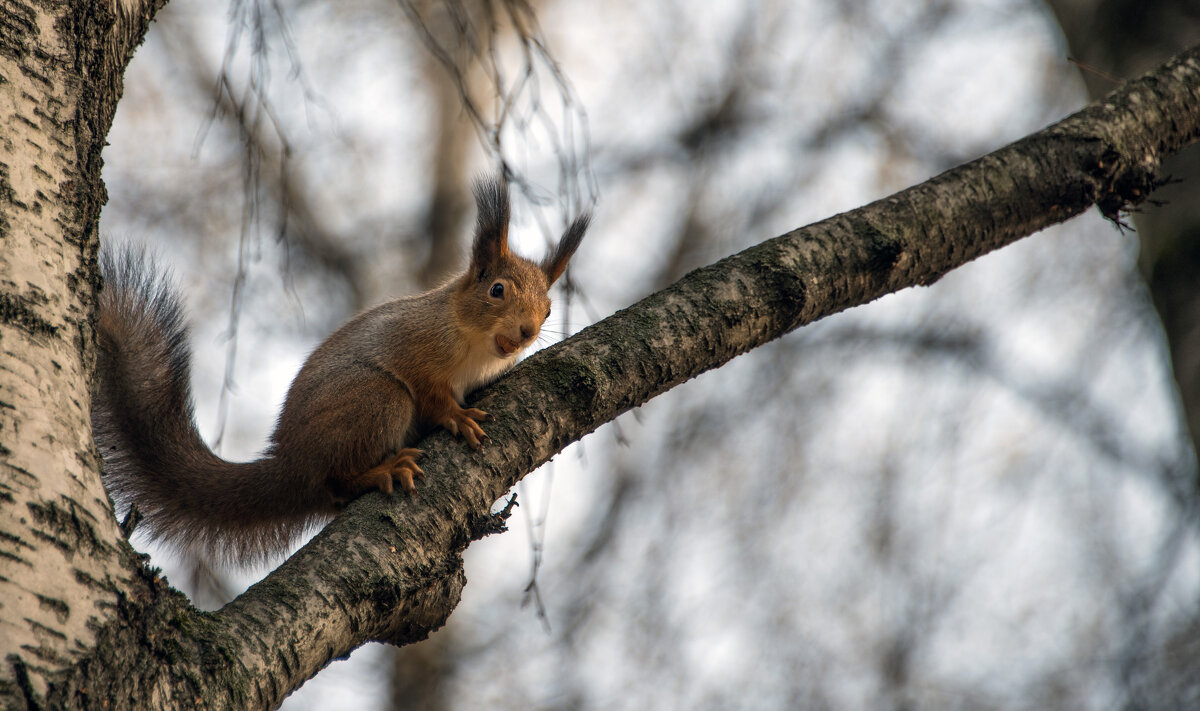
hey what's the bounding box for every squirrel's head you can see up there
[454,177,590,360]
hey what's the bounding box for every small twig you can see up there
[468,493,519,540]
[1068,56,1123,85]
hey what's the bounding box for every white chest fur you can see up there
[449,336,518,403]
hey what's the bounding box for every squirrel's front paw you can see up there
[440,407,492,448]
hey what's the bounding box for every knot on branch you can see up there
[848,216,904,279]
[1088,144,1163,226]
[376,563,466,647]
[467,493,518,541]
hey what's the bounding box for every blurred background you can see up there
[99,0,1200,708]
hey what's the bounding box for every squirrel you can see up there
[93,177,589,562]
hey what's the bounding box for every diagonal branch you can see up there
[64,43,1200,710]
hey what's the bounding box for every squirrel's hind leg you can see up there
[293,370,424,504]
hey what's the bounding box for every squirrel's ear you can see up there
[470,177,510,276]
[542,213,590,285]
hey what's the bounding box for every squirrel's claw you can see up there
[390,448,425,493]
[441,407,491,448]
[353,448,425,498]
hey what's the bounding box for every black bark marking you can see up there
[0,293,58,338]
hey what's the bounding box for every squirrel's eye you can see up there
[489,282,505,299]
[545,306,552,320]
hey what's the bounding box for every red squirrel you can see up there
[93,177,589,562]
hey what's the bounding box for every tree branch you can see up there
[62,43,1200,709]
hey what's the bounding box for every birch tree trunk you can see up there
[1,4,1198,707]
[0,0,165,705]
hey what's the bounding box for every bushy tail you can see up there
[93,248,323,562]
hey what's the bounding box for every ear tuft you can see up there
[470,177,510,275]
[542,212,590,285]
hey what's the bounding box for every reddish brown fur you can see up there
[94,177,589,562]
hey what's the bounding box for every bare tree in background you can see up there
[1045,1,1200,707]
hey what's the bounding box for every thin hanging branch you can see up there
[398,0,597,214]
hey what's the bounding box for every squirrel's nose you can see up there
[520,324,535,341]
